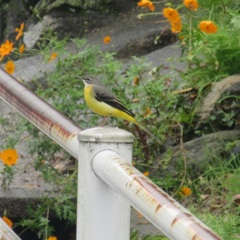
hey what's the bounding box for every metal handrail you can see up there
[0,68,81,158]
[0,68,222,240]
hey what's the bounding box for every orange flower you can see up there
[0,40,14,61]
[5,60,15,74]
[143,171,149,177]
[19,44,25,53]
[183,0,199,11]
[103,36,111,44]
[171,18,183,33]
[2,216,13,228]
[48,237,57,240]
[163,8,180,22]
[49,52,58,62]
[0,149,18,167]
[15,23,25,41]
[138,0,154,12]
[143,107,152,118]
[199,21,218,34]
[133,76,140,86]
[179,187,192,197]
[136,211,143,218]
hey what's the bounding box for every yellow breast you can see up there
[84,85,137,124]
[84,85,115,116]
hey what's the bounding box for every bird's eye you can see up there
[84,77,91,83]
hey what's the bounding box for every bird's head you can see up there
[80,76,103,87]
[81,77,92,86]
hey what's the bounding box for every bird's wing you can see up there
[94,85,135,118]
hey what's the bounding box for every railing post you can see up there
[77,127,134,240]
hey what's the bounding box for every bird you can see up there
[80,76,161,144]
[81,77,137,125]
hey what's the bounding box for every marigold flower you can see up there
[48,236,57,240]
[179,187,192,197]
[143,171,149,177]
[103,36,111,44]
[0,40,14,61]
[171,18,183,33]
[136,211,143,218]
[15,23,25,41]
[133,76,140,86]
[5,60,15,74]
[2,216,13,228]
[183,0,199,11]
[49,52,58,62]
[138,0,155,12]
[19,44,25,54]
[199,20,218,34]
[163,8,180,22]
[0,148,18,167]
[143,107,152,118]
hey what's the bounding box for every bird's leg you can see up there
[99,116,110,127]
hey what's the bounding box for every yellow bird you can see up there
[81,77,161,144]
[81,77,138,125]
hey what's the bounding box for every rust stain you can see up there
[171,212,221,240]
[0,69,81,141]
[131,175,165,211]
[111,147,222,240]
[110,146,222,239]
[192,234,200,240]
[119,161,135,175]
[47,120,79,140]
[171,212,192,227]
[190,221,222,240]
[154,203,161,213]
[133,175,171,206]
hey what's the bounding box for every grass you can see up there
[130,162,240,240]
[1,0,240,239]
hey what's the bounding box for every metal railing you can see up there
[0,68,222,240]
[0,218,21,240]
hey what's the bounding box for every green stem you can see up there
[188,12,193,67]
[209,4,214,20]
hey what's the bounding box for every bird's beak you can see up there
[77,76,86,86]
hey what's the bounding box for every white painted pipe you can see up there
[77,127,134,240]
[92,150,222,240]
[0,218,21,240]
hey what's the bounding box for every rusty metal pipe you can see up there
[0,69,223,240]
[0,68,81,158]
[93,150,223,240]
[0,218,21,240]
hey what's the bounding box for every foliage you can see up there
[1,0,240,238]
[18,193,76,239]
[131,230,168,240]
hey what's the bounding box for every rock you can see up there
[23,2,176,53]
[153,130,240,178]
[13,5,178,82]
[11,54,56,82]
[1,0,31,42]
[24,15,56,49]
[24,10,118,47]
[198,75,240,121]
[0,0,136,43]
[35,0,112,14]
[0,0,3,39]
[233,194,240,206]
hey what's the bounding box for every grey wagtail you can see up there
[81,77,161,144]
